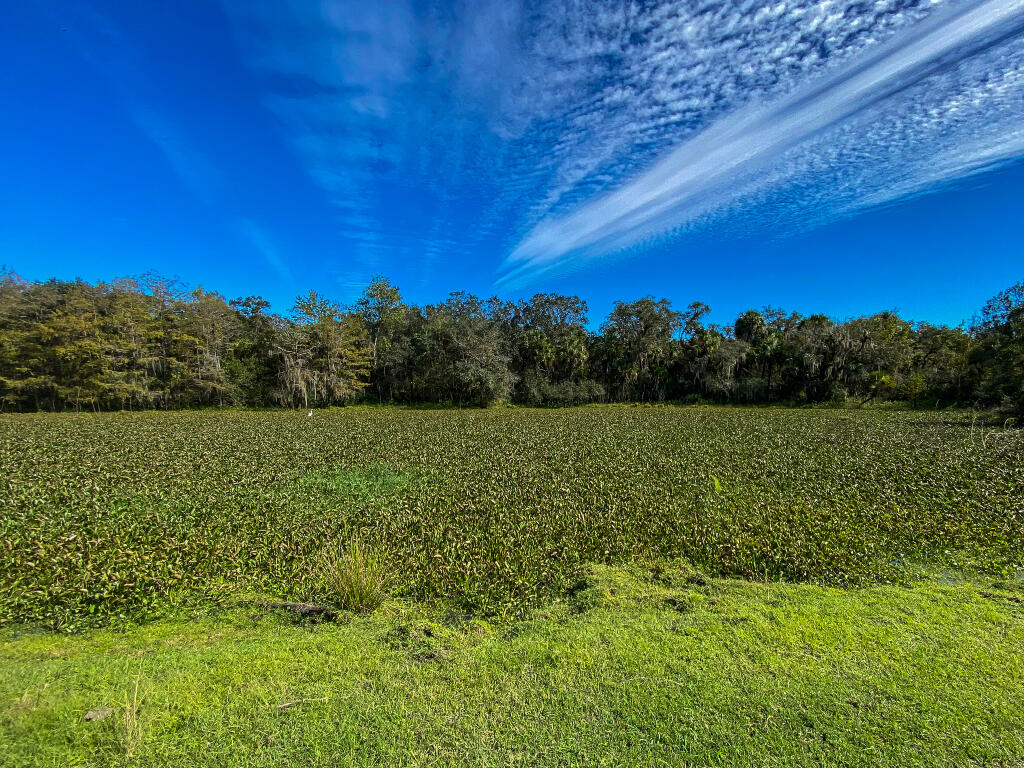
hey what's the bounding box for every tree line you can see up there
[1,271,1021,415]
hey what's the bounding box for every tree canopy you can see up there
[1,270,1020,416]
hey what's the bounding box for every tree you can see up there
[407,292,515,406]
[979,282,1024,329]
[276,292,371,408]
[180,286,237,406]
[910,323,971,406]
[0,271,1011,414]
[356,277,407,401]
[226,296,280,406]
[971,283,1024,416]
[598,297,682,401]
[846,312,915,404]
[501,294,596,404]
[0,275,61,410]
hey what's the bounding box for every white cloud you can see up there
[220,0,1024,288]
[500,0,1024,286]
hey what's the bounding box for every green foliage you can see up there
[2,272,1021,411]
[971,282,1024,416]
[276,291,370,407]
[1,407,1021,629]
[596,296,682,401]
[0,276,369,411]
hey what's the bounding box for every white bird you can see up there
[306,409,313,417]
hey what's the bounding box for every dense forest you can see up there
[1,271,1021,415]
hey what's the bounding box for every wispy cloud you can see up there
[235,219,292,283]
[48,1,291,284]
[220,0,550,279]
[42,3,224,205]
[221,0,1024,290]
[127,104,225,207]
[501,0,1024,286]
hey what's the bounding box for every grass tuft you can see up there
[321,538,389,613]
[122,677,141,759]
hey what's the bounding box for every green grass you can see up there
[3,566,1023,767]
[1,406,1022,627]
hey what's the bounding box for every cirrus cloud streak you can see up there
[501,0,1024,286]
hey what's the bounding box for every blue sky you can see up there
[2,0,1022,327]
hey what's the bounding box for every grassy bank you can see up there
[3,566,1024,767]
